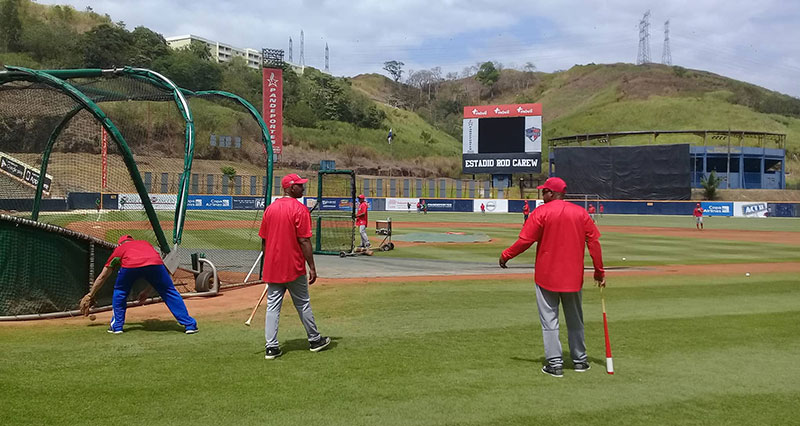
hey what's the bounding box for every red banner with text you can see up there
[262,68,284,156]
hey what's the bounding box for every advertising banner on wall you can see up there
[472,199,509,213]
[187,195,232,210]
[1,151,53,194]
[232,196,267,210]
[386,198,420,211]
[118,193,177,210]
[733,202,769,218]
[701,202,733,216]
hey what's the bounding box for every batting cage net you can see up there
[312,170,356,255]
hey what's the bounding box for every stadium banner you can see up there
[67,192,101,209]
[701,201,733,216]
[0,151,53,194]
[262,68,283,156]
[187,195,232,210]
[733,202,769,218]
[386,198,421,211]
[462,153,542,174]
[472,199,509,213]
[310,197,356,211]
[118,193,177,211]
[232,196,267,210]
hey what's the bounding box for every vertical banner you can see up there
[262,68,284,156]
[101,126,108,189]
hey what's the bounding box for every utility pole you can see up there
[662,19,672,65]
[300,30,305,67]
[637,10,651,65]
[288,37,293,63]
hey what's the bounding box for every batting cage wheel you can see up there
[195,270,214,292]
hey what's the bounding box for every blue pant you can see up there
[110,265,197,332]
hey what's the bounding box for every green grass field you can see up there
[3,213,798,425]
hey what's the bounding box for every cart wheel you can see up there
[195,270,214,292]
[381,245,390,251]
[339,251,346,258]
[388,242,395,250]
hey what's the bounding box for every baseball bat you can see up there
[600,286,614,375]
[245,283,269,326]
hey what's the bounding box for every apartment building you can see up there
[165,34,262,69]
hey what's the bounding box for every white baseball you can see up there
[745,272,750,277]
[622,257,626,261]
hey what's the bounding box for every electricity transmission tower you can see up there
[300,30,305,66]
[325,43,330,73]
[662,19,672,65]
[288,37,293,62]
[637,10,651,65]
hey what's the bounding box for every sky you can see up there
[38,0,800,98]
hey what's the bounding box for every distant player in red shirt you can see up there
[356,194,370,248]
[259,173,330,359]
[693,203,704,230]
[522,200,530,223]
[499,177,605,378]
[79,235,198,334]
[587,203,596,223]
[480,203,486,214]
[599,203,604,217]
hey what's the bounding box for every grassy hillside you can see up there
[352,63,800,184]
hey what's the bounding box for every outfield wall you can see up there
[15,192,800,218]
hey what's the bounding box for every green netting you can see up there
[0,214,150,318]
[312,170,356,255]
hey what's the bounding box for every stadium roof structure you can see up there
[549,130,786,149]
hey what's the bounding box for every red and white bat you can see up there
[600,286,614,374]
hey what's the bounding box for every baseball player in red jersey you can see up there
[79,235,198,334]
[693,203,704,230]
[499,177,605,377]
[259,173,331,359]
[356,194,370,248]
[522,200,530,223]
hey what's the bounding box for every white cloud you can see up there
[35,0,800,97]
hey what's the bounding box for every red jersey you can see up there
[105,240,163,268]
[356,201,369,226]
[588,204,596,214]
[259,197,313,283]
[502,199,604,292]
[523,204,530,214]
[693,207,703,217]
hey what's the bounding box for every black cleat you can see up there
[309,336,331,352]
[574,362,591,372]
[541,364,563,378]
[265,347,283,360]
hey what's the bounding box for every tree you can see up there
[81,23,133,67]
[221,166,237,184]
[0,0,23,52]
[701,170,722,200]
[475,61,500,97]
[152,49,222,91]
[130,26,169,68]
[383,60,405,82]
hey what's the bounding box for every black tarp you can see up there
[553,144,691,200]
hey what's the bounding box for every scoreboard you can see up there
[462,103,542,174]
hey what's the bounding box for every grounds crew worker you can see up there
[259,173,331,360]
[499,177,605,378]
[356,194,370,249]
[80,235,198,334]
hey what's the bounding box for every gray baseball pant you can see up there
[535,284,587,367]
[265,274,321,348]
[359,224,370,247]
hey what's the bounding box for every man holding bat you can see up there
[79,235,198,334]
[259,173,330,360]
[499,177,605,378]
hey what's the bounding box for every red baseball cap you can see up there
[281,173,308,189]
[537,177,567,193]
[118,235,133,244]
[358,194,365,199]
